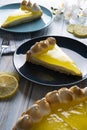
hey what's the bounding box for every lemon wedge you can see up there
[0,73,18,99]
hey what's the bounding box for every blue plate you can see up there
[0,3,53,33]
[13,36,87,87]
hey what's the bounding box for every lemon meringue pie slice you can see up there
[12,86,87,130]
[26,37,82,76]
[1,0,43,28]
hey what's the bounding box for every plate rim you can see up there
[13,35,87,87]
[0,3,53,33]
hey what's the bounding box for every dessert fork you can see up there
[0,39,10,60]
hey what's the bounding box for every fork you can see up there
[0,39,10,61]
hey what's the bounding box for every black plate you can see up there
[13,36,87,87]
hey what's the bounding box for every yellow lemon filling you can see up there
[3,10,41,25]
[33,44,82,76]
[32,99,87,130]
[4,10,32,23]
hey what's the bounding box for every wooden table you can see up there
[0,0,87,130]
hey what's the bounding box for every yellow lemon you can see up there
[0,73,18,99]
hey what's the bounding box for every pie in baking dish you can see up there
[1,0,43,28]
[26,37,82,76]
[12,85,87,130]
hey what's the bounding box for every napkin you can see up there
[0,42,20,55]
[0,32,30,55]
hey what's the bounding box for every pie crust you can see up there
[12,85,87,130]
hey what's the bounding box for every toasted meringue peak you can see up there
[25,104,43,123]
[21,0,42,13]
[12,114,33,130]
[21,0,27,6]
[69,85,84,100]
[27,1,32,7]
[26,51,31,61]
[82,87,87,97]
[58,87,74,103]
[36,98,51,116]
[28,37,56,55]
[32,3,42,12]
[45,90,60,106]
[47,37,56,46]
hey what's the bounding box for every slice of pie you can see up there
[26,37,82,76]
[1,0,43,28]
[12,85,87,130]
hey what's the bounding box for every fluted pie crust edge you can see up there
[12,85,87,130]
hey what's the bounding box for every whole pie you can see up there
[26,37,82,76]
[1,0,43,28]
[12,85,87,130]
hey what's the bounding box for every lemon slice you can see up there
[67,24,87,38]
[11,72,20,81]
[73,24,87,38]
[67,24,75,33]
[0,74,18,99]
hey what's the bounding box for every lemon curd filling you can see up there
[32,100,87,130]
[3,8,41,25]
[4,9,33,23]
[33,44,81,75]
